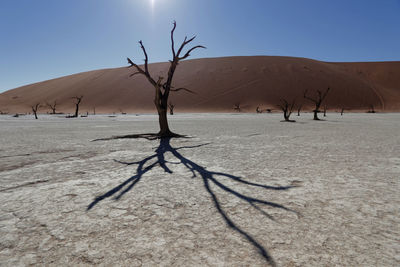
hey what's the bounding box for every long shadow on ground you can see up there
[88,136,297,266]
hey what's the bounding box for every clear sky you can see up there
[1,0,399,92]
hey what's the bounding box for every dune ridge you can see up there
[1,56,399,114]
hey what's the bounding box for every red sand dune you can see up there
[1,56,399,114]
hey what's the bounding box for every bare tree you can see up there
[340,107,345,116]
[127,21,205,137]
[297,104,302,116]
[168,102,175,115]
[233,103,241,112]
[303,87,330,120]
[46,100,57,114]
[93,107,96,115]
[367,104,376,113]
[31,103,40,119]
[72,96,83,117]
[277,99,296,122]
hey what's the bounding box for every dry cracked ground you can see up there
[0,113,399,266]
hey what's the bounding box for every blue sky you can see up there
[1,0,399,92]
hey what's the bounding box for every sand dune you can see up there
[1,56,399,114]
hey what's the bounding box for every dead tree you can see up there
[127,21,205,137]
[297,104,302,116]
[46,100,57,114]
[277,99,296,122]
[168,102,175,115]
[72,96,83,117]
[367,104,376,113]
[303,87,330,120]
[31,103,40,119]
[234,103,241,112]
[340,107,345,116]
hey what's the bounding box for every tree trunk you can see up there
[157,108,173,137]
[74,104,79,117]
[34,112,38,119]
[313,110,319,120]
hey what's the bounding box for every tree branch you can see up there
[129,71,141,77]
[179,45,206,60]
[176,36,196,57]
[139,40,150,75]
[303,89,317,103]
[170,87,196,94]
[171,21,176,58]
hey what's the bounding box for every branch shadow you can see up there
[87,137,298,266]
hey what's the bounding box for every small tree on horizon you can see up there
[127,21,205,137]
[367,104,376,113]
[46,100,57,114]
[31,103,40,119]
[233,103,241,112]
[72,96,83,117]
[303,87,330,120]
[168,102,175,115]
[297,104,302,116]
[277,99,296,122]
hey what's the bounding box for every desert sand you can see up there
[1,56,399,114]
[0,113,399,266]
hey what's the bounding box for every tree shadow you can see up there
[87,137,298,266]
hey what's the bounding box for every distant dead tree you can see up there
[127,21,205,137]
[340,107,345,116]
[277,99,296,122]
[72,96,83,117]
[31,103,40,119]
[93,107,96,115]
[234,103,241,112]
[168,102,175,115]
[297,104,302,116]
[46,100,57,114]
[367,104,376,113]
[303,87,330,120]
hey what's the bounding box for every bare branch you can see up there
[129,71,141,77]
[303,89,317,103]
[179,45,206,60]
[176,36,196,57]
[72,95,83,103]
[171,21,177,58]
[170,87,196,94]
[127,57,135,67]
[156,76,164,86]
[321,87,330,101]
[139,40,150,75]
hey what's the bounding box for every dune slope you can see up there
[1,56,399,113]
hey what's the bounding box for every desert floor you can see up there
[0,113,399,266]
